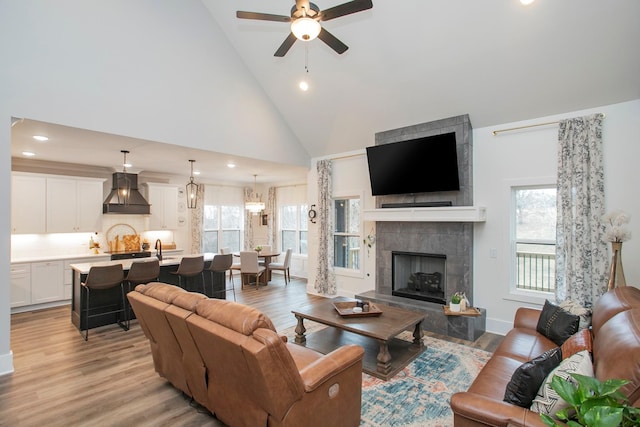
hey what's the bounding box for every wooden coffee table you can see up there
[292,297,426,380]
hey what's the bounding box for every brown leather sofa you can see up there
[128,282,365,427]
[451,286,640,426]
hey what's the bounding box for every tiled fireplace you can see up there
[356,115,486,341]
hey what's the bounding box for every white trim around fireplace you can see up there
[362,206,486,222]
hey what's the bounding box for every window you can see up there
[333,198,360,270]
[202,185,244,253]
[280,204,308,255]
[513,186,556,293]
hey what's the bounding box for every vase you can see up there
[450,303,461,312]
[607,242,627,290]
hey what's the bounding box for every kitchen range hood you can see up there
[103,172,151,215]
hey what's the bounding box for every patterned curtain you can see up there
[315,160,336,294]
[190,184,205,254]
[266,187,277,250]
[555,114,608,306]
[243,187,254,250]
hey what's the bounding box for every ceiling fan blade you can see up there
[319,0,373,22]
[274,33,298,57]
[236,11,291,23]
[317,27,348,54]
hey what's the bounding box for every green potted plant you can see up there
[450,293,462,312]
[540,373,640,427]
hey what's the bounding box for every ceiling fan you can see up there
[236,0,373,57]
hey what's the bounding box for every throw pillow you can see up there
[530,350,594,417]
[559,299,592,330]
[536,300,580,346]
[503,347,563,408]
[560,328,593,360]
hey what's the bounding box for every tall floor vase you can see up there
[607,241,627,290]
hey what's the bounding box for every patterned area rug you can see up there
[282,324,491,427]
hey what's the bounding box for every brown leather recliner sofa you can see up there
[451,286,640,427]
[128,282,365,427]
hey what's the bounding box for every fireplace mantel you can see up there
[363,206,486,222]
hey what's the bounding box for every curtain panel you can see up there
[190,184,205,253]
[267,186,277,249]
[315,160,336,295]
[243,187,255,250]
[555,113,607,307]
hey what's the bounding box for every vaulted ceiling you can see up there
[8,1,640,184]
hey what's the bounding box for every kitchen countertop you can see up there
[11,249,184,264]
[69,252,215,274]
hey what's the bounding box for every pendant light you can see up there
[116,150,131,205]
[245,174,265,215]
[186,159,199,209]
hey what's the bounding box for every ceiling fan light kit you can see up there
[236,0,373,57]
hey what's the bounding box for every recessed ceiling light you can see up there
[22,151,36,157]
[123,162,132,168]
[227,163,236,168]
[520,0,535,5]
[299,80,309,91]
[33,135,48,141]
[194,171,201,175]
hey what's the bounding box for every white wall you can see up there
[475,99,640,334]
[306,100,640,336]
[0,0,308,375]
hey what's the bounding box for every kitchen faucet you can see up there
[155,239,162,261]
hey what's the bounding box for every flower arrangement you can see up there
[254,245,263,253]
[602,210,631,243]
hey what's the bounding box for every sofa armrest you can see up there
[513,307,542,330]
[451,392,550,427]
[298,344,364,392]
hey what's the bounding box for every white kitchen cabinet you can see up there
[10,263,31,307]
[11,174,47,234]
[144,183,178,230]
[31,261,64,304]
[46,177,104,233]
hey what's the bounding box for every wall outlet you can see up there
[489,248,498,259]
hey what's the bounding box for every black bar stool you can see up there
[171,255,205,293]
[81,264,127,341]
[206,254,235,300]
[125,259,160,318]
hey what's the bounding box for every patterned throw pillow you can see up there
[504,347,563,408]
[530,350,594,417]
[559,299,592,330]
[536,300,580,346]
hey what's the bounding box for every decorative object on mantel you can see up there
[449,293,462,312]
[603,210,631,290]
[363,228,376,257]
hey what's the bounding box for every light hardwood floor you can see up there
[0,276,502,426]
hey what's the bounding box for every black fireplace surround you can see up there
[392,251,447,304]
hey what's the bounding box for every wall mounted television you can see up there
[366,132,460,196]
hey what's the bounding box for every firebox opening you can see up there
[392,251,447,304]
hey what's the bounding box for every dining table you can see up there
[233,250,281,285]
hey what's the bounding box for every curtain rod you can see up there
[492,113,605,136]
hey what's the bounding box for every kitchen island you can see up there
[70,253,224,332]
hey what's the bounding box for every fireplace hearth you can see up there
[392,251,446,304]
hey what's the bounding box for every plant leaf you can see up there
[583,406,623,427]
[552,375,582,406]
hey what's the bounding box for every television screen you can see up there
[366,132,460,196]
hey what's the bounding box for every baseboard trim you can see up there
[0,350,14,376]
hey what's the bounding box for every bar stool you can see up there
[81,264,127,341]
[240,251,266,290]
[125,259,160,318]
[206,254,235,300]
[222,247,240,285]
[171,255,205,293]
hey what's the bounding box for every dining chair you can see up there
[258,245,272,267]
[268,248,292,285]
[171,255,205,293]
[81,264,127,341]
[206,254,235,300]
[240,251,266,290]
